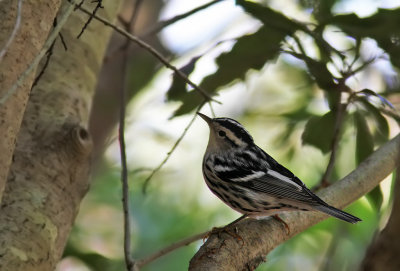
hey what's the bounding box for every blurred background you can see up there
[57,0,400,270]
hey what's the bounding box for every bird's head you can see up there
[197,113,254,153]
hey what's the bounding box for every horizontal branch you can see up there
[190,134,400,271]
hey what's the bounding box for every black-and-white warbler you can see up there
[198,113,361,227]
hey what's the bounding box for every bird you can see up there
[197,112,361,231]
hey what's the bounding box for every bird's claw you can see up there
[273,214,290,235]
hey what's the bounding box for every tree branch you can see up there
[75,5,219,104]
[189,134,400,271]
[141,0,223,37]
[136,230,209,269]
[142,103,205,193]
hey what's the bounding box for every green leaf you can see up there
[298,0,338,22]
[366,186,384,211]
[166,56,201,102]
[355,96,389,143]
[171,91,203,117]
[354,111,382,209]
[174,1,304,116]
[236,0,302,33]
[354,111,374,164]
[301,111,336,153]
[328,8,400,68]
[200,25,286,94]
[287,52,337,91]
[313,0,336,23]
[357,89,395,109]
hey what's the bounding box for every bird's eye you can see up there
[218,130,226,137]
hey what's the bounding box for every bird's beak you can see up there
[197,112,212,125]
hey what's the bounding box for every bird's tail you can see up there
[313,204,362,224]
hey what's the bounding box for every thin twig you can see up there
[75,5,219,104]
[119,55,135,271]
[142,0,223,37]
[118,1,142,269]
[315,95,348,191]
[292,34,307,56]
[58,32,68,51]
[142,102,206,193]
[0,0,78,106]
[31,40,55,90]
[342,56,378,80]
[136,230,209,269]
[208,101,216,118]
[74,0,85,11]
[0,0,23,62]
[31,17,68,89]
[129,0,143,33]
[77,0,104,39]
[118,0,144,52]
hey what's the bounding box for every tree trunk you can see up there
[0,1,122,270]
[0,0,62,201]
[360,162,400,271]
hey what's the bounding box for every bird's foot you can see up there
[203,225,243,244]
[273,214,290,235]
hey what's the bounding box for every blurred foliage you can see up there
[65,0,400,270]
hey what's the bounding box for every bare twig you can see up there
[117,1,144,269]
[75,5,219,104]
[142,102,206,193]
[129,0,143,33]
[118,0,144,52]
[0,0,78,106]
[58,32,68,51]
[142,0,224,37]
[136,230,209,269]
[0,0,23,62]
[31,40,55,89]
[31,17,68,89]
[119,54,135,271]
[208,101,216,118]
[315,97,348,191]
[77,0,104,39]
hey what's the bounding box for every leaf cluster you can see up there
[165,0,400,209]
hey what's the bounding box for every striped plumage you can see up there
[198,113,361,224]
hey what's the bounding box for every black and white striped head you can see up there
[198,113,254,152]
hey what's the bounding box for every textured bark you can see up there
[189,134,400,271]
[360,162,400,271]
[0,0,62,201]
[0,1,122,270]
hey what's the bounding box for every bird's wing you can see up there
[235,170,322,204]
[210,146,323,204]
